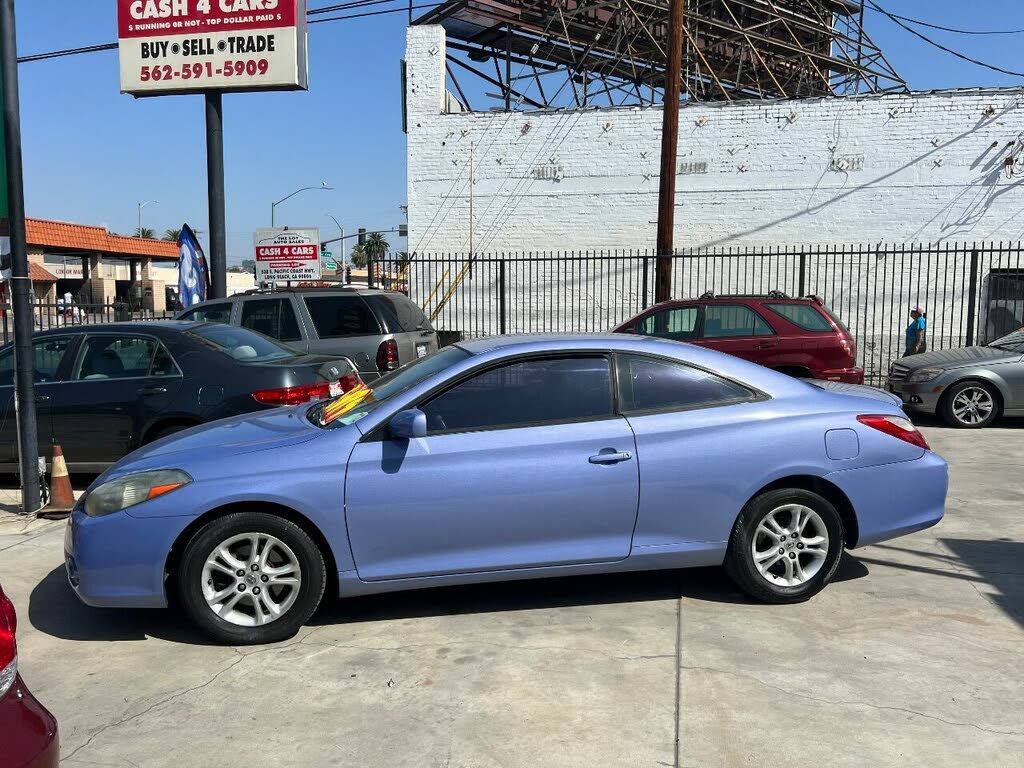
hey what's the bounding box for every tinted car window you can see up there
[76,336,159,380]
[304,295,382,338]
[150,344,180,376]
[189,324,296,362]
[0,336,72,385]
[618,355,753,412]
[765,303,832,332]
[180,303,232,323]
[369,294,433,333]
[637,306,698,341]
[703,305,773,338]
[421,357,613,434]
[240,299,301,342]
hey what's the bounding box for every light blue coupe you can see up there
[65,335,948,644]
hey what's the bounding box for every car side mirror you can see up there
[389,409,427,439]
[621,326,638,335]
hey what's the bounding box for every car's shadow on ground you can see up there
[30,555,870,644]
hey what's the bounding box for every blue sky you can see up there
[13,1,1024,265]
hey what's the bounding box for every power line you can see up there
[868,0,1024,79]
[17,1,435,64]
[872,7,1024,36]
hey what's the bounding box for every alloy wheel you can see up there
[202,533,302,627]
[951,386,994,426]
[750,504,830,587]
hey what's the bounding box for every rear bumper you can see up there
[0,675,59,768]
[825,451,948,548]
[818,367,864,385]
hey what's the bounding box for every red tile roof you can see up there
[26,218,180,260]
[29,262,58,283]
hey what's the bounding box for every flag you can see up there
[178,224,209,308]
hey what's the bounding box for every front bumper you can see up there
[887,378,946,414]
[64,507,191,609]
[818,367,864,385]
[826,451,948,548]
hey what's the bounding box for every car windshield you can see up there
[987,328,1024,351]
[187,324,297,362]
[308,345,472,428]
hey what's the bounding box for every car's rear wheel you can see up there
[941,381,999,429]
[725,489,844,603]
[177,512,326,645]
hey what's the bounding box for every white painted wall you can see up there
[407,26,1024,254]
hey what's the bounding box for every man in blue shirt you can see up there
[905,306,927,356]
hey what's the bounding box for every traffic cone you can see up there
[38,445,75,519]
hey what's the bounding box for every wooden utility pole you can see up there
[655,0,685,303]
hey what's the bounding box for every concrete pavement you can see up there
[0,425,1021,767]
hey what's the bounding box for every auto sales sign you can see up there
[117,1,309,96]
[254,228,322,283]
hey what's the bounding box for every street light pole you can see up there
[0,0,39,514]
[271,182,333,227]
[137,199,157,236]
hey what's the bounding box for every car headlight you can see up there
[84,470,192,518]
[906,367,944,384]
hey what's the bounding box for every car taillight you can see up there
[857,414,930,450]
[0,585,17,696]
[376,339,399,372]
[252,382,332,406]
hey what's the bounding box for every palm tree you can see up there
[364,232,389,260]
[133,226,156,239]
[349,244,368,269]
[163,228,181,242]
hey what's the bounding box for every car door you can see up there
[699,303,776,365]
[344,355,640,581]
[50,334,184,464]
[0,335,75,465]
[239,298,308,352]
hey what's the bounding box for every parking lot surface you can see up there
[0,425,1021,767]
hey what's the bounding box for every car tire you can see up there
[724,489,844,604]
[940,380,999,429]
[177,512,327,645]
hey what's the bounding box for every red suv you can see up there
[613,292,863,384]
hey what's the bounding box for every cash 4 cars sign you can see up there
[254,227,321,283]
[117,0,309,96]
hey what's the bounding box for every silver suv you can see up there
[176,288,438,381]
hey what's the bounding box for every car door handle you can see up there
[589,451,632,464]
[137,386,168,396]
[755,341,777,349]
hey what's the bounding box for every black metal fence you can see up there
[1,301,176,345]
[375,242,1024,385]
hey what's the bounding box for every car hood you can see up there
[807,380,903,407]
[896,346,1020,370]
[96,407,327,485]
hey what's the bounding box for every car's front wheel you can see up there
[725,489,844,603]
[941,380,999,429]
[177,512,326,645]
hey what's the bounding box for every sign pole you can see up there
[655,0,685,303]
[205,92,227,300]
[0,0,40,515]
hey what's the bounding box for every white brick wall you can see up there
[407,26,1024,254]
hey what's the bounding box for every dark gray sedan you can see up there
[888,328,1024,428]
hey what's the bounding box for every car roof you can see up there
[32,320,204,336]
[456,333,643,354]
[212,287,398,299]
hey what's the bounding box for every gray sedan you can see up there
[888,329,1024,428]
